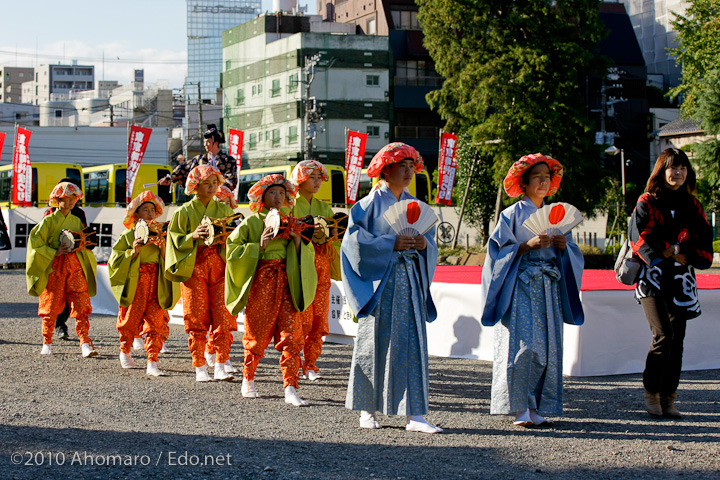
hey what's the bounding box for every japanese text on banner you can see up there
[228,129,244,195]
[436,132,458,205]
[126,126,152,203]
[12,127,33,205]
[345,131,368,204]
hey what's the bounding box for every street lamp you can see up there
[605,145,625,200]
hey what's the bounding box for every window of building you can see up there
[271,79,281,97]
[226,60,232,70]
[367,18,376,35]
[288,125,298,144]
[236,88,245,105]
[224,104,231,117]
[288,74,299,93]
[366,125,380,137]
[248,133,257,150]
[366,75,380,87]
[390,9,420,30]
[271,129,281,146]
[395,60,442,86]
[55,109,62,118]
[19,72,24,78]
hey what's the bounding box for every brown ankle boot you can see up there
[644,390,662,417]
[660,392,682,419]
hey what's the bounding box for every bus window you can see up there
[32,168,38,205]
[331,170,345,204]
[84,171,109,205]
[115,168,127,205]
[0,170,11,202]
[65,168,82,190]
[237,171,284,203]
[357,173,372,200]
[156,169,173,205]
[415,173,429,203]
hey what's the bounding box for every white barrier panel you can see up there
[92,265,720,376]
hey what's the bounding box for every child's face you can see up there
[197,175,220,199]
[521,163,551,200]
[57,194,78,211]
[382,159,415,188]
[299,170,323,196]
[134,202,157,222]
[263,185,286,209]
[220,197,234,207]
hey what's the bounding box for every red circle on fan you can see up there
[549,204,566,225]
[406,201,421,224]
[678,229,689,243]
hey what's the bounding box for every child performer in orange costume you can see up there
[290,160,341,381]
[26,182,98,357]
[202,184,241,374]
[165,166,237,382]
[225,174,317,406]
[108,191,180,376]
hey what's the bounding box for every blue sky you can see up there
[0,0,316,90]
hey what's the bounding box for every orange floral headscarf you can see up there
[123,191,165,229]
[185,165,224,195]
[214,185,238,208]
[367,142,424,178]
[290,160,329,186]
[49,182,84,207]
[247,174,297,213]
[503,153,563,198]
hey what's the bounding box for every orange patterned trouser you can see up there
[299,245,331,374]
[38,254,92,345]
[117,264,170,363]
[243,260,304,388]
[181,246,236,367]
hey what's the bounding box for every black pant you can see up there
[54,303,71,333]
[640,296,688,396]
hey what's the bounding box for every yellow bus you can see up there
[83,163,174,207]
[356,168,432,203]
[0,162,84,208]
[236,164,347,207]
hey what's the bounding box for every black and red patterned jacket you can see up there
[170,151,237,191]
[629,190,712,317]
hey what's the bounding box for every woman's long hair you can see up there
[645,148,696,196]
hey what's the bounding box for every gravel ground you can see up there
[1,268,719,480]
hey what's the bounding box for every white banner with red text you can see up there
[126,126,152,203]
[435,132,458,205]
[344,130,368,204]
[12,127,33,205]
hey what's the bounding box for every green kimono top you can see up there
[108,229,180,309]
[293,194,342,281]
[26,209,97,297]
[225,207,317,316]
[165,197,234,283]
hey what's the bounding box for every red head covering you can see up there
[185,165,224,195]
[367,142,424,178]
[49,182,84,207]
[247,174,297,213]
[214,185,238,208]
[123,191,164,229]
[503,153,563,198]
[290,160,329,186]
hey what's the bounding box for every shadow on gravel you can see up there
[0,302,37,318]
[0,424,707,480]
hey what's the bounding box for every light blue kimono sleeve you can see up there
[480,207,522,326]
[340,195,397,318]
[555,232,585,325]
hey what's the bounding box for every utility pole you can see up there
[109,104,114,127]
[303,54,322,160]
[197,82,203,137]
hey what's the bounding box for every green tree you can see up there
[417,0,611,217]
[668,0,720,118]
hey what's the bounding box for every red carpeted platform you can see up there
[432,265,720,290]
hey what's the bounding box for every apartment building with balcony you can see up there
[0,66,34,104]
[20,62,95,105]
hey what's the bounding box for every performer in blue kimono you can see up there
[480,153,584,427]
[342,142,442,434]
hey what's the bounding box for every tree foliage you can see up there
[417,0,611,218]
[668,0,720,118]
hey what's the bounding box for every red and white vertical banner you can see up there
[126,126,152,203]
[435,132,458,205]
[0,132,6,163]
[345,130,368,204]
[228,128,244,195]
[12,127,33,205]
